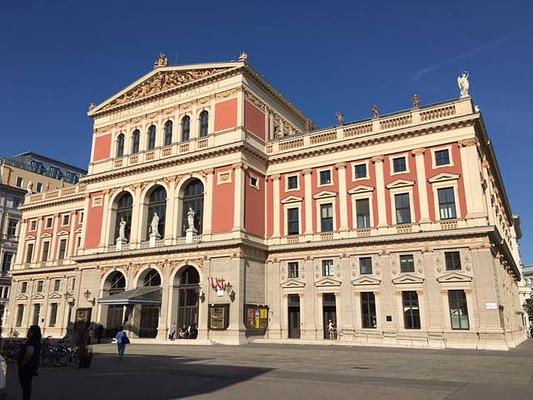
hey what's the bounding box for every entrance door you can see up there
[322,293,337,339]
[178,288,199,329]
[139,305,159,338]
[288,294,301,339]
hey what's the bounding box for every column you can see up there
[197,258,210,339]
[156,267,171,340]
[232,163,246,235]
[412,148,430,225]
[372,156,387,227]
[202,169,214,238]
[336,163,349,232]
[459,139,487,223]
[67,212,76,258]
[303,170,313,236]
[14,220,28,265]
[271,175,281,239]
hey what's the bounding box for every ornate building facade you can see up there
[4,55,527,349]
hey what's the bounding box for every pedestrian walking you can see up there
[87,326,94,345]
[168,323,177,340]
[17,325,42,400]
[115,327,130,359]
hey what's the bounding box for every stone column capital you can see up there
[335,162,347,169]
[302,169,313,175]
[371,155,384,163]
[459,138,479,147]
[270,174,281,181]
[411,148,425,156]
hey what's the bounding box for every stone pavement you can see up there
[5,340,533,399]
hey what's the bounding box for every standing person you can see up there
[96,325,104,344]
[168,323,177,340]
[17,325,42,400]
[87,326,94,345]
[115,327,129,360]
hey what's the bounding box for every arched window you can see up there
[176,266,200,332]
[181,179,204,236]
[104,271,126,295]
[131,129,140,154]
[146,186,166,239]
[147,125,156,150]
[116,134,125,157]
[199,111,209,137]
[143,269,161,287]
[178,266,200,285]
[113,192,133,243]
[164,120,173,146]
[181,116,190,142]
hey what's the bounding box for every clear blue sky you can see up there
[1,1,532,264]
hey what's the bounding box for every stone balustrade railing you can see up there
[25,183,87,204]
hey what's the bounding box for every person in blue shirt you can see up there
[115,327,129,359]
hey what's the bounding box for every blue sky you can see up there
[1,0,532,264]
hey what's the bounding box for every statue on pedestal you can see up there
[336,112,345,126]
[372,104,380,118]
[118,218,127,241]
[150,212,160,237]
[457,71,470,98]
[187,208,195,231]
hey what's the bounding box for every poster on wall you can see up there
[244,304,268,335]
[208,304,230,330]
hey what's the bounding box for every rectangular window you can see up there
[30,220,37,231]
[400,254,415,273]
[402,291,421,329]
[448,290,470,330]
[319,170,332,185]
[445,251,461,270]
[49,303,59,327]
[21,282,28,294]
[16,305,24,327]
[76,236,82,254]
[36,182,43,192]
[45,217,53,229]
[287,208,300,235]
[79,212,84,223]
[288,262,299,279]
[37,281,44,292]
[41,241,50,262]
[361,292,377,328]
[320,203,334,232]
[62,214,70,226]
[355,198,371,228]
[359,257,372,275]
[32,304,41,326]
[53,279,61,292]
[395,193,411,224]
[354,163,367,179]
[250,176,258,189]
[1,252,13,272]
[287,175,298,190]
[393,157,407,173]
[438,188,457,220]
[435,149,450,166]
[71,278,76,290]
[58,239,67,260]
[7,218,18,236]
[322,259,334,277]
[16,177,24,188]
[25,243,34,263]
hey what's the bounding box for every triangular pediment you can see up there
[32,292,45,300]
[352,276,381,286]
[281,195,303,204]
[49,292,63,300]
[392,274,424,285]
[315,277,342,287]
[313,190,337,200]
[41,232,52,238]
[90,63,242,114]
[16,294,28,301]
[437,272,473,283]
[57,230,69,236]
[348,185,374,194]
[386,179,415,189]
[75,227,83,234]
[428,173,460,183]
[25,235,36,241]
[281,279,306,289]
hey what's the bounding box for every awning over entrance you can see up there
[98,287,162,306]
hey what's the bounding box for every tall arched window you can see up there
[142,269,161,287]
[181,116,190,142]
[146,186,166,239]
[164,120,173,146]
[147,125,156,150]
[104,271,126,295]
[181,179,204,236]
[131,129,140,154]
[199,111,209,137]
[113,192,133,243]
[116,133,125,157]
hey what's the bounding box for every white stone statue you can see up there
[118,218,127,240]
[187,208,195,230]
[150,212,160,236]
[27,180,33,194]
[457,71,470,98]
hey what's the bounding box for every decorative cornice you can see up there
[411,148,425,155]
[459,138,479,147]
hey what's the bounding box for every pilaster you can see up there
[372,156,387,227]
[232,163,246,234]
[303,169,313,236]
[336,163,349,232]
[271,175,281,239]
[412,148,430,225]
[459,138,487,224]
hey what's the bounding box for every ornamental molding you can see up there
[16,294,29,301]
[391,274,424,285]
[312,190,337,200]
[280,278,305,289]
[348,185,374,194]
[281,195,303,204]
[385,179,415,189]
[436,272,473,283]
[427,173,460,183]
[314,277,341,287]
[351,276,381,286]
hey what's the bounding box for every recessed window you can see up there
[400,254,415,273]
[36,280,44,292]
[435,149,450,166]
[361,292,377,329]
[116,133,125,157]
[41,241,50,262]
[287,208,299,235]
[359,257,372,275]
[438,188,457,220]
[16,177,24,188]
[36,182,43,192]
[445,251,461,270]
[1,253,13,272]
[53,279,61,292]
[58,239,67,260]
[62,214,70,226]
[32,304,41,325]
[394,193,411,224]
[131,129,140,154]
[393,157,407,173]
[320,203,333,232]
[356,198,371,229]
[319,170,332,185]
[21,282,28,293]
[322,259,334,277]
[164,120,173,146]
[16,305,24,327]
[45,217,53,229]
[250,176,259,189]
[147,125,156,150]
[181,116,191,142]
[7,218,18,236]
[199,110,209,137]
[79,212,84,223]
[288,262,299,279]
[49,303,59,327]
[354,163,367,179]
[448,290,469,330]
[287,175,298,190]
[402,291,420,329]
[25,243,34,263]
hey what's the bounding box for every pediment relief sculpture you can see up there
[392,274,424,285]
[386,179,415,189]
[314,277,342,287]
[428,173,460,183]
[312,190,337,200]
[351,276,381,286]
[348,185,374,194]
[437,272,473,283]
[281,278,305,289]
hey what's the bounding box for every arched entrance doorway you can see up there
[102,271,126,337]
[175,266,200,337]
[136,268,161,338]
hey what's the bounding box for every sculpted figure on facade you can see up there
[336,112,345,125]
[154,53,169,69]
[372,104,380,118]
[118,218,127,241]
[187,208,196,231]
[457,71,470,98]
[412,94,420,109]
[150,212,160,237]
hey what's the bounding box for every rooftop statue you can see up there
[372,104,380,118]
[457,71,470,98]
[336,112,345,125]
[154,53,169,69]
[238,51,248,62]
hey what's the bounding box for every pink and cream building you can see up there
[5,55,527,349]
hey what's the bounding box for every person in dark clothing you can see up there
[17,325,42,400]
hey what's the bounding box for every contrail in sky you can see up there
[413,27,533,80]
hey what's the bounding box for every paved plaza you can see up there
[5,340,533,399]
